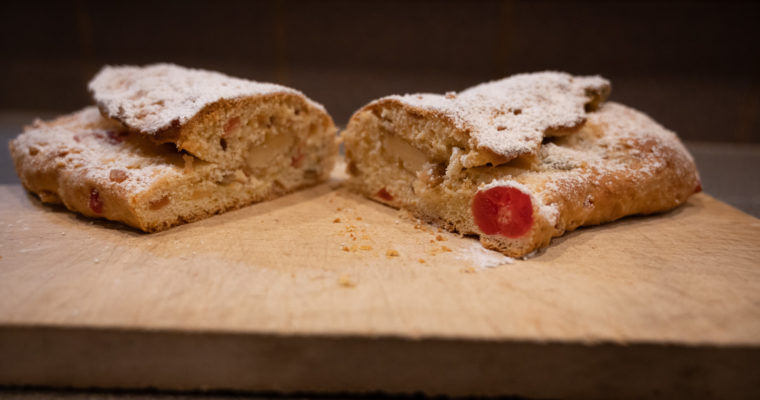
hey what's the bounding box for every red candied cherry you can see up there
[376,187,393,201]
[472,186,533,238]
[694,179,702,193]
[89,188,103,214]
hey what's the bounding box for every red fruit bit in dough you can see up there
[223,117,240,136]
[291,149,305,168]
[377,187,393,201]
[472,186,533,238]
[105,130,126,144]
[89,188,103,214]
[694,179,702,193]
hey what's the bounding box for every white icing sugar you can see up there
[15,107,186,195]
[474,102,692,227]
[456,242,515,268]
[89,63,326,134]
[377,71,609,160]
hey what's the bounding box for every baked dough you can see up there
[341,72,700,257]
[10,64,337,231]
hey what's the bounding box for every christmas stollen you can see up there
[341,72,700,257]
[10,64,337,231]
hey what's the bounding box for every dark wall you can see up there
[1,0,759,142]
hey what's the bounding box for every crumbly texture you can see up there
[342,72,700,257]
[89,63,332,166]
[10,105,337,232]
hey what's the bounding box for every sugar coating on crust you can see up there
[14,107,182,195]
[10,106,336,231]
[375,71,609,160]
[89,63,326,134]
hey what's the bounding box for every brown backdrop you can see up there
[1,0,758,142]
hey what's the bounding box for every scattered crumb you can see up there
[429,239,435,244]
[359,245,373,251]
[440,245,452,252]
[333,218,341,223]
[356,216,362,221]
[418,258,426,264]
[386,249,400,257]
[461,266,477,274]
[336,207,343,211]
[342,245,350,252]
[338,275,357,288]
[361,234,371,240]
[435,235,446,241]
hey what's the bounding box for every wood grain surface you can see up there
[1,166,759,399]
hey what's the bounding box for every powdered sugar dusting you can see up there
[475,102,693,224]
[378,71,609,161]
[14,107,185,195]
[456,242,515,268]
[89,63,325,134]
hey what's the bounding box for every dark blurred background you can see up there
[1,0,759,215]
[1,0,759,139]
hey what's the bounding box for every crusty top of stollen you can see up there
[12,107,185,195]
[88,63,326,134]
[372,71,610,161]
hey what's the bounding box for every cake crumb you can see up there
[341,245,350,252]
[418,258,426,264]
[182,154,194,174]
[461,266,476,274]
[359,245,373,251]
[435,235,446,241]
[333,217,341,223]
[338,275,357,288]
[356,216,362,221]
[386,249,400,257]
[440,245,452,252]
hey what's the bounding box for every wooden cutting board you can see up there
[1,165,759,399]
